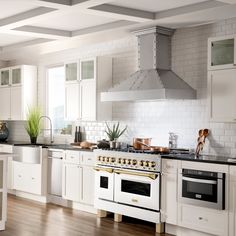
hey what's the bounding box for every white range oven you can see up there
[94,149,161,224]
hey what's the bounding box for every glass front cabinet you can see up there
[0,66,22,87]
[208,35,236,70]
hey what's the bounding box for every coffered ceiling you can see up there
[0,0,236,52]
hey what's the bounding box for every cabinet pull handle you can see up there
[18,175,21,178]
[198,217,203,220]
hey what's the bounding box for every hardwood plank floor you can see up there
[1,195,173,236]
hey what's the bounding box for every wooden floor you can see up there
[2,195,173,236]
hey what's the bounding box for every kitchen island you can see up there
[0,153,12,231]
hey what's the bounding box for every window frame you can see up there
[45,63,73,138]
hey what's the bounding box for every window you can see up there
[47,66,72,135]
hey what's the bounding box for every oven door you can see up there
[114,169,160,211]
[94,167,114,201]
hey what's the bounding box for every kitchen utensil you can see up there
[195,129,209,157]
[136,141,170,153]
[80,141,96,149]
[133,138,152,150]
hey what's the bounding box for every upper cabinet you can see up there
[0,65,37,121]
[208,35,236,70]
[208,69,236,122]
[64,57,112,121]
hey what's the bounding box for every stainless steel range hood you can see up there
[101,27,196,102]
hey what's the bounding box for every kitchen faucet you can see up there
[39,116,54,144]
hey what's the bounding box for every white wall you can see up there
[6,17,236,157]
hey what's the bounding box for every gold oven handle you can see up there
[94,167,113,173]
[114,170,158,180]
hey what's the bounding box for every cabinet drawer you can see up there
[178,204,228,235]
[64,151,80,164]
[162,159,178,174]
[80,152,94,166]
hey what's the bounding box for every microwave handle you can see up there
[182,176,217,185]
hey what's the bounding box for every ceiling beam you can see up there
[1,38,54,52]
[217,0,236,3]
[0,7,57,30]
[12,26,71,39]
[72,20,135,36]
[88,4,155,22]
[155,0,227,20]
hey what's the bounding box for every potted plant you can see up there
[105,122,127,149]
[25,106,42,144]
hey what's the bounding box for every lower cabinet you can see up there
[229,166,236,236]
[178,204,228,236]
[13,162,42,195]
[0,144,13,190]
[62,151,95,206]
[62,163,81,201]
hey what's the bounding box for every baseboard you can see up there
[70,201,96,214]
[14,191,47,203]
[47,194,69,207]
[0,221,5,231]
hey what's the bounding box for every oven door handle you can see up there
[114,170,158,180]
[94,167,113,173]
[182,176,217,185]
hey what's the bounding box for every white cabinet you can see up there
[208,69,236,122]
[13,162,42,195]
[79,57,112,121]
[62,150,95,206]
[208,35,236,70]
[0,144,13,190]
[62,163,81,201]
[0,65,37,121]
[0,156,7,230]
[65,62,78,83]
[178,204,228,236]
[65,83,79,120]
[161,159,178,225]
[229,166,236,236]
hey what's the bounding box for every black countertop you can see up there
[0,141,93,152]
[161,153,236,165]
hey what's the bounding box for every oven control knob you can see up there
[138,160,143,166]
[117,158,121,164]
[102,156,106,162]
[125,159,131,165]
[143,161,148,167]
[132,159,137,165]
[121,159,126,164]
[105,157,110,162]
[109,157,116,163]
[149,161,156,168]
[97,156,102,161]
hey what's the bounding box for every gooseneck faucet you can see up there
[39,116,54,144]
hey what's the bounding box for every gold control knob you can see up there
[97,156,102,161]
[117,158,121,164]
[138,160,143,166]
[121,159,126,164]
[110,157,116,163]
[105,157,110,162]
[102,156,106,162]
[125,159,131,165]
[148,161,156,168]
[132,159,137,165]
[143,161,148,167]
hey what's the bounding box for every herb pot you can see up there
[109,141,121,149]
[30,136,37,144]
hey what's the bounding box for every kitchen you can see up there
[0,0,236,236]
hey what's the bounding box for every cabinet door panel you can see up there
[11,67,22,86]
[0,69,10,86]
[0,88,11,120]
[10,86,22,120]
[81,166,94,205]
[65,63,78,82]
[63,164,80,201]
[65,84,79,120]
[161,172,177,224]
[80,80,96,121]
[209,69,236,122]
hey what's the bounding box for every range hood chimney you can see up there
[101,26,196,101]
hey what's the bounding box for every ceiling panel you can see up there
[110,0,208,12]
[0,1,37,20]
[31,11,117,31]
[0,33,35,47]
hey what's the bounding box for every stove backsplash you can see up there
[5,17,236,158]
